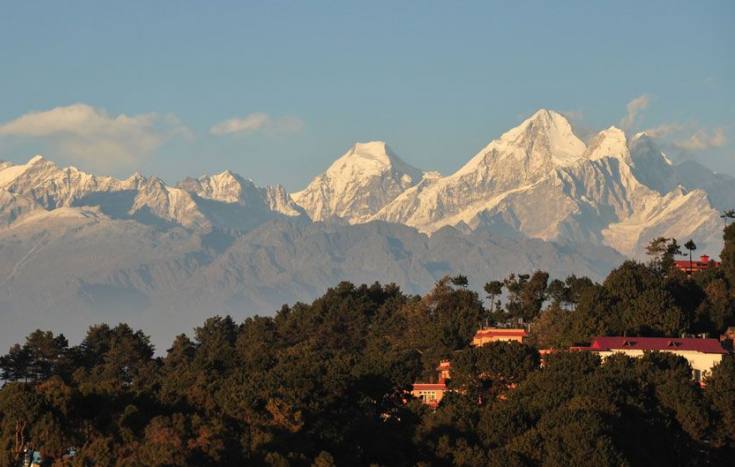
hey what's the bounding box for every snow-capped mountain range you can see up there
[0,109,728,257]
[0,109,732,350]
[0,154,302,231]
[294,110,728,257]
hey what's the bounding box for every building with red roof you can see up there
[674,255,720,275]
[576,336,728,384]
[410,360,452,407]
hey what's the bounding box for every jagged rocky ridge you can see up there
[0,109,732,350]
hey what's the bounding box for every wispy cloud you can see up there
[0,104,190,170]
[620,94,729,158]
[641,120,729,166]
[619,95,650,131]
[560,110,584,122]
[673,127,726,151]
[210,113,304,136]
[641,122,686,139]
[559,109,598,141]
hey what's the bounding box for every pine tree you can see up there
[721,223,735,289]
[684,239,697,276]
[0,344,30,382]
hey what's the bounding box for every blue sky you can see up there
[0,1,733,189]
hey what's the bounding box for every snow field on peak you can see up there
[290,110,727,258]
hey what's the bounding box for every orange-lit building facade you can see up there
[411,383,447,407]
[674,255,720,275]
[472,327,528,346]
[411,328,529,407]
[410,360,451,407]
[437,359,451,381]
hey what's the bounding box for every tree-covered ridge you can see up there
[1,224,734,466]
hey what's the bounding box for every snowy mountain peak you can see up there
[175,169,302,219]
[348,141,392,163]
[179,170,251,203]
[127,171,145,182]
[584,126,631,164]
[504,109,576,140]
[0,155,62,190]
[500,109,586,164]
[455,109,586,180]
[28,154,49,165]
[521,108,569,128]
[291,141,423,223]
[216,168,237,178]
[330,141,419,178]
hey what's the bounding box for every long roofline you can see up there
[582,336,728,354]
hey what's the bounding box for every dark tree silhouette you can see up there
[721,209,735,226]
[684,239,697,275]
[483,280,503,316]
[1,225,734,466]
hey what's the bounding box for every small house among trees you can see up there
[410,360,451,407]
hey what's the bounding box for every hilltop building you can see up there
[412,327,531,407]
[412,328,529,406]
[411,360,451,407]
[674,255,720,275]
[411,383,447,407]
[574,336,728,384]
[472,327,527,346]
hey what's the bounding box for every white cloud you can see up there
[210,113,304,136]
[673,127,726,151]
[619,95,650,131]
[642,121,727,151]
[560,110,584,121]
[642,122,686,139]
[210,113,270,135]
[559,109,599,141]
[0,104,189,170]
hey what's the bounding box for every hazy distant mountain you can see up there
[0,211,622,352]
[0,108,731,350]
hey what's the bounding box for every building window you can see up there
[693,369,702,382]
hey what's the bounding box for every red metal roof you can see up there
[674,255,721,273]
[585,336,727,354]
[674,260,720,267]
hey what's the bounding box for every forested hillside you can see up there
[1,224,734,466]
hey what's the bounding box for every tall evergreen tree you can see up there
[684,239,697,275]
[722,223,735,289]
[0,345,30,382]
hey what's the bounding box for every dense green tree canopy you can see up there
[0,220,734,465]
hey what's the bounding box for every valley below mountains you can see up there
[0,109,731,350]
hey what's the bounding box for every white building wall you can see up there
[597,349,723,381]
